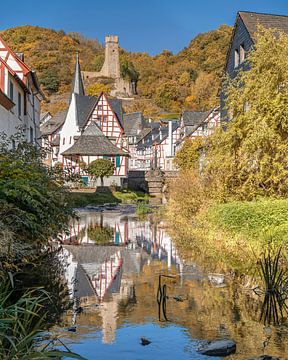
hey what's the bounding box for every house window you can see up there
[240,44,245,64]
[30,127,33,143]
[9,81,14,101]
[98,105,103,111]
[63,137,65,145]
[24,93,27,115]
[103,115,108,123]
[69,136,72,144]
[234,49,240,68]
[18,92,22,118]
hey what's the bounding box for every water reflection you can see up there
[257,247,288,326]
[51,209,288,359]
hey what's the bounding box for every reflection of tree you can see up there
[87,224,113,244]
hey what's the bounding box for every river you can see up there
[47,205,288,359]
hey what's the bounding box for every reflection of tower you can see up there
[100,279,135,344]
[100,36,120,79]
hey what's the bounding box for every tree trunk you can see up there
[101,177,104,187]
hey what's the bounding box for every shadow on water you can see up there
[256,246,288,325]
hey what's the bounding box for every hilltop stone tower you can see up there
[101,36,120,78]
[82,35,134,98]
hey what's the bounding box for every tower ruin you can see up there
[81,35,134,98]
[100,36,120,79]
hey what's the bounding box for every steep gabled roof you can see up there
[239,11,288,41]
[154,120,180,145]
[182,110,213,128]
[75,94,98,128]
[109,98,124,128]
[40,109,68,136]
[71,52,85,96]
[123,112,144,136]
[61,121,128,157]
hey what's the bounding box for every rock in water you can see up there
[67,326,76,332]
[197,339,236,356]
[140,337,151,346]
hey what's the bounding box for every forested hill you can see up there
[1,25,232,116]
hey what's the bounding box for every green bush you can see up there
[206,199,288,242]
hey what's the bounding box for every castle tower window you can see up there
[234,49,240,68]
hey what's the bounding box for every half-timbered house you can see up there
[136,120,180,171]
[0,35,44,146]
[41,53,129,185]
[176,108,220,151]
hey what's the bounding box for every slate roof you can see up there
[137,121,179,150]
[71,52,85,96]
[109,98,124,128]
[123,112,144,136]
[136,127,152,142]
[75,94,98,128]
[40,109,68,136]
[182,110,212,128]
[239,11,288,40]
[61,121,128,157]
[154,120,180,145]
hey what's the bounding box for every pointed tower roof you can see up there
[71,52,85,95]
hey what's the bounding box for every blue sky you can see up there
[1,0,288,54]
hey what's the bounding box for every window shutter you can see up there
[116,155,120,168]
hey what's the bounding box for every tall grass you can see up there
[257,247,288,325]
[0,271,85,359]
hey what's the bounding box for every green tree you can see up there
[40,67,60,92]
[207,26,288,201]
[0,133,72,257]
[87,158,114,187]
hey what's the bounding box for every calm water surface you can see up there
[50,206,288,359]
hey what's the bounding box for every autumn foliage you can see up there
[1,24,232,116]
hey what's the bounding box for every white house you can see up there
[0,35,44,147]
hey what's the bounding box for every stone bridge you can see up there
[127,170,178,197]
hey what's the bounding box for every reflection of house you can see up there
[63,211,181,268]
[61,211,183,344]
[0,35,44,146]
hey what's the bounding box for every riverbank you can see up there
[68,189,149,208]
[167,197,288,274]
